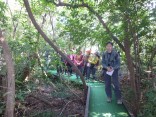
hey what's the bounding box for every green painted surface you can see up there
[88,84,129,117]
[48,70,129,117]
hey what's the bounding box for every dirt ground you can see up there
[15,83,85,117]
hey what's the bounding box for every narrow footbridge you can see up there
[48,70,129,117]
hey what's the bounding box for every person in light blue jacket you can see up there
[102,42,122,104]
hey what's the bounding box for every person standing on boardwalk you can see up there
[74,50,84,79]
[66,53,74,76]
[102,42,122,104]
[83,50,91,77]
[86,51,99,80]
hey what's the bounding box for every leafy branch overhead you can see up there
[0,0,155,117]
[47,0,126,51]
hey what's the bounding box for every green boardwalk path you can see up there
[48,70,129,117]
[88,83,129,117]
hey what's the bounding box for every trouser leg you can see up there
[83,65,86,76]
[70,66,72,75]
[104,71,112,98]
[67,65,72,75]
[92,67,96,79]
[86,67,90,79]
[112,69,121,100]
[76,66,82,78]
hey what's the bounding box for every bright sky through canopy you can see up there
[3,0,21,11]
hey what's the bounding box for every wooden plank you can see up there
[85,86,91,117]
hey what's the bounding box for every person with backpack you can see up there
[102,42,122,104]
[86,51,99,80]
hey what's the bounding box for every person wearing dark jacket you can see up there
[83,50,91,77]
[66,54,74,76]
[102,42,122,104]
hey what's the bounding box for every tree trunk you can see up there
[122,13,138,115]
[23,0,87,92]
[0,75,3,93]
[49,13,55,40]
[127,14,141,102]
[0,30,15,117]
[123,16,138,115]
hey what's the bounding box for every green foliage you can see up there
[0,1,7,27]
[51,83,79,99]
[138,89,156,117]
[0,0,155,116]
[16,89,28,101]
[0,101,5,116]
[123,88,135,102]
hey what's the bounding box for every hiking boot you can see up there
[117,99,122,104]
[107,98,112,103]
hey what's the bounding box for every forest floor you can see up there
[15,78,85,117]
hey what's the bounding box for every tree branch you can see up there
[23,0,87,90]
[49,12,56,41]
[52,0,86,8]
[51,0,125,52]
[6,1,23,39]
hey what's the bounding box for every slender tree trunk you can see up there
[0,30,15,117]
[7,1,22,39]
[123,15,138,115]
[23,0,87,92]
[0,75,3,93]
[36,51,48,77]
[124,41,138,115]
[127,14,141,102]
[49,13,55,40]
[133,28,141,106]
